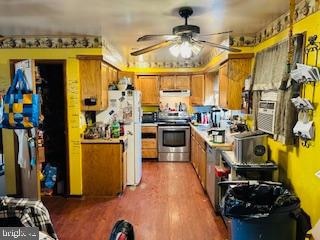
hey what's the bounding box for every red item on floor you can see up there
[116,232,127,240]
[214,166,230,177]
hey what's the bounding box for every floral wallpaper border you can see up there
[0,36,102,48]
[0,0,318,68]
[254,0,318,45]
[230,0,319,47]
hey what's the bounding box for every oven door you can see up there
[158,125,190,153]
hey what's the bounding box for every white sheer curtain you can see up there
[252,35,304,145]
[252,40,289,90]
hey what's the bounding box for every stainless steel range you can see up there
[158,111,190,162]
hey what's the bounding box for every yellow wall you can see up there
[0,11,319,225]
[0,48,101,195]
[253,11,320,225]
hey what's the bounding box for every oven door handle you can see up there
[158,126,190,130]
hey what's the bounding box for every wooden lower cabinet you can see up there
[142,126,158,159]
[82,142,126,196]
[198,146,207,189]
[191,135,196,169]
[191,129,207,190]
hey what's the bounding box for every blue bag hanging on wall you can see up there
[2,69,40,129]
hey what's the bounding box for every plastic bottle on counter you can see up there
[105,124,111,139]
[111,118,120,138]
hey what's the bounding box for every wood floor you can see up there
[43,162,228,240]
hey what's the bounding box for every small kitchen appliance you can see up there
[142,112,158,123]
[208,128,225,144]
[233,131,268,164]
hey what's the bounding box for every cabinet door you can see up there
[122,150,127,190]
[136,76,159,105]
[194,140,199,174]
[82,143,123,196]
[191,135,196,169]
[191,74,205,105]
[112,68,118,83]
[101,63,108,109]
[227,59,251,110]
[80,59,102,111]
[219,62,229,109]
[199,146,206,189]
[160,76,175,90]
[107,65,118,86]
[175,75,190,89]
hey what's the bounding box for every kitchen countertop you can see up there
[141,123,158,127]
[190,124,233,150]
[81,135,128,144]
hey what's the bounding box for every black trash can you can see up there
[222,183,300,240]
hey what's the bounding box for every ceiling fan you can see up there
[130,6,241,58]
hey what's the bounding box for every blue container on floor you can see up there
[231,203,299,240]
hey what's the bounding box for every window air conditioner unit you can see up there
[257,101,277,134]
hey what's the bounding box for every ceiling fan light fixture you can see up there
[169,44,180,57]
[191,43,203,55]
[180,41,192,59]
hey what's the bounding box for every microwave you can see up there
[142,112,158,123]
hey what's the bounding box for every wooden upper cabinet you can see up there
[135,75,159,105]
[160,76,175,89]
[218,63,228,108]
[175,75,190,89]
[107,65,118,86]
[190,74,213,106]
[79,57,107,111]
[78,55,119,111]
[218,54,253,110]
[160,75,190,90]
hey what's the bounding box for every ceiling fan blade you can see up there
[137,34,178,42]
[199,30,233,37]
[130,40,174,56]
[195,40,241,52]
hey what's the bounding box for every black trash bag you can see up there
[109,220,134,240]
[291,208,312,240]
[222,183,300,218]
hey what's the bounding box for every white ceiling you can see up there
[0,0,295,65]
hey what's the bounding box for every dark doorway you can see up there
[36,61,68,196]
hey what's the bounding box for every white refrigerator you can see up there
[106,90,142,186]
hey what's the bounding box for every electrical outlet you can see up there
[315,170,320,179]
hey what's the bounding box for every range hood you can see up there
[160,89,190,97]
